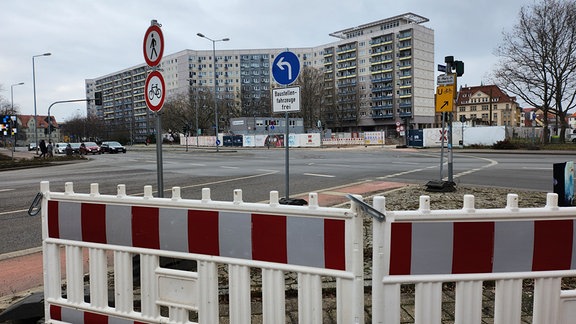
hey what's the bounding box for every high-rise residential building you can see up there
[86,13,434,143]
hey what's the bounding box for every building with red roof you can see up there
[455,85,521,126]
[16,115,60,145]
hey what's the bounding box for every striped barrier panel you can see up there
[371,193,576,324]
[41,181,365,324]
[47,201,346,270]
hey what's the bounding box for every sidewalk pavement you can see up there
[0,148,37,160]
[0,178,408,312]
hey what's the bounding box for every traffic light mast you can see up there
[428,56,464,192]
[445,56,464,185]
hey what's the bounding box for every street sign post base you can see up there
[425,180,456,192]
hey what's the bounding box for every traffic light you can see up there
[454,61,464,76]
[94,91,103,105]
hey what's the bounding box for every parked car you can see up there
[54,143,68,154]
[28,143,37,151]
[568,129,576,143]
[79,142,101,155]
[69,143,82,154]
[100,141,126,153]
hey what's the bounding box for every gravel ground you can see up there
[365,183,551,210]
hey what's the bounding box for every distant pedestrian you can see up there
[65,143,73,156]
[39,140,47,159]
[47,140,53,158]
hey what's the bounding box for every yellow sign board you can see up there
[435,84,455,112]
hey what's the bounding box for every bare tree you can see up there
[219,95,242,133]
[547,0,576,140]
[61,115,106,142]
[297,66,325,130]
[161,92,192,134]
[493,0,576,143]
[161,85,235,136]
[0,84,20,115]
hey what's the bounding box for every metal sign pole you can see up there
[271,50,301,201]
[448,112,454,182]
[440,112,445,181]
[144,19,165,198]
[285,111,289,198]
[156,112,164,197]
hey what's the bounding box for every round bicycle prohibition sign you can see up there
[145,71,166,112]
[143,24,164,67]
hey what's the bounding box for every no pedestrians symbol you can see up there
[143,24,164,67]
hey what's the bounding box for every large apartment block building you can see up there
[86,13,434,143]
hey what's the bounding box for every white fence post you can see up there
[114,251,134,314]
[140,254,159,319]
[198,261,219,323]
[299,273,323,323]
[336,195,364,324]
[229,264,251,323]
[262,269,286,323]
[533,277,562,324]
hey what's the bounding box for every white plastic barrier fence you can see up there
[41,181,576,323]
[321,138,365,146]
[371,193,576,324]
[40,181,365,324]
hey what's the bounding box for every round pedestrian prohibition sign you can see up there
[143,24,164,67]
[145,71,166,112]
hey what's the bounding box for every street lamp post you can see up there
[10,82,24,112]
[197,33,229,152]
[32,52,51,154]
[9,82,24,153]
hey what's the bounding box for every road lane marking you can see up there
[377,165,437,179]
[131,170,280,196]
[391,161,419,165]
[452,155,498,179]
[0,189,15,193]
[304,173,335,178]
[521,167,551,170]
[220,166,239,169]
[308,163,352,168]
[0,209,28,216]
[377,155,499,180]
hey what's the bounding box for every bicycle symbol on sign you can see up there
[149,83,162,100]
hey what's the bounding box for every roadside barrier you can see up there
[371,193,576,324]
[40,181,365,323]
[321,138,365,146]
[40,182,576,323]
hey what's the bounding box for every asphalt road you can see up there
[0,145,573,255]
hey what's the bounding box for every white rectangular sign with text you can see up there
[272,86,300,113]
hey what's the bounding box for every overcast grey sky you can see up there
[0,0,534,123]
